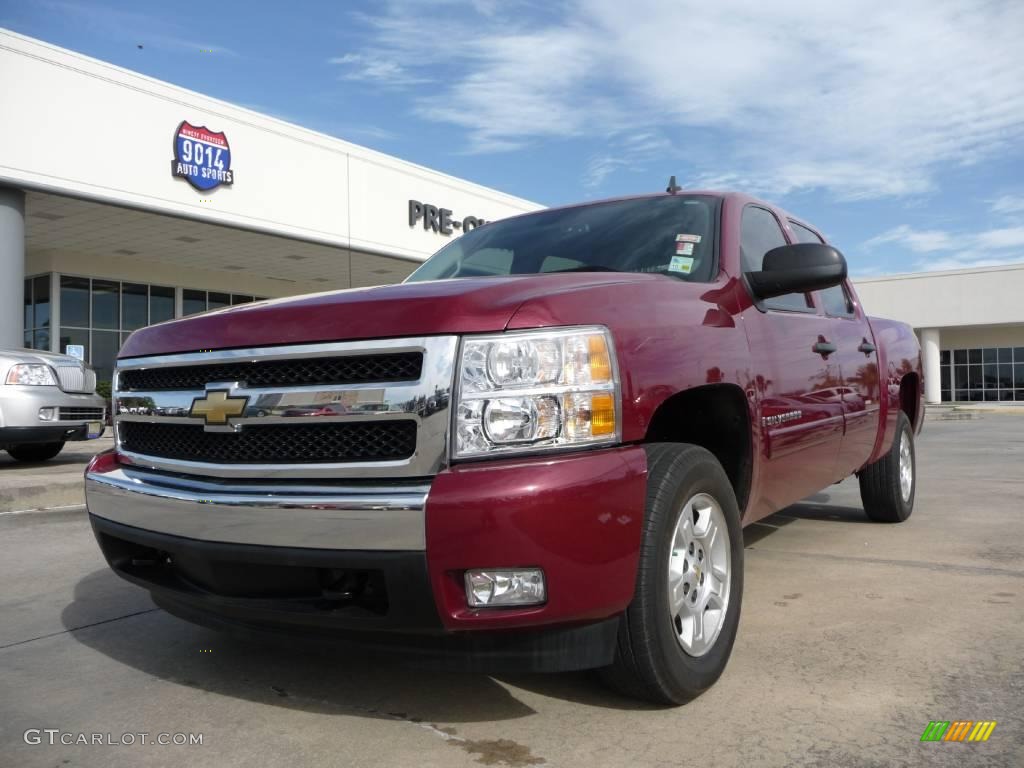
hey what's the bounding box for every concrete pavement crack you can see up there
[0,607,159,650]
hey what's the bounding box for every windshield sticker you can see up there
[669,255,695,274]
[676,234,701,243]
[675,242,695,256]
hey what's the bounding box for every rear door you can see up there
[741,207,844,517]
[789,220,882,476]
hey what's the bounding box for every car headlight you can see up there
[454,326,620,458]
[6,364,57,386]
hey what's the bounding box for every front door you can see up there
[787,220,883,478]
[740,206,844,519]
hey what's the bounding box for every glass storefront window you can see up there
[183,289,207,316]
[23,276,54,351]
[51,277,178,383]
[60,276,90,327]
[122,283,149,330]
[181,290,257,315]
[208,292,230,310]
[92,279,120,329]
[150,285,175,323]
[91,330,120,383]
[941,346,1024,402]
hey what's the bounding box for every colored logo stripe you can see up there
[968,721,997,742]
[943,721,972,741]
[920,720,996,742]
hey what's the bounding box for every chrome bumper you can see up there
[85,467,428,551]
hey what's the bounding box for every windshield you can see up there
[405,195,720,283]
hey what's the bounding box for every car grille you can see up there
[118,352,423,391]
[55,364,95,394]
[59,407,105,421]
[118,421,417,464]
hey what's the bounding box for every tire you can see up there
[859,412,915,523]
[600,443,744,705]
[6,442,65,462]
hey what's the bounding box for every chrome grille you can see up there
[55,363,87,393]
[114,336,458,480]
[119,352,422,391]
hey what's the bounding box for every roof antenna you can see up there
[666,175,681,194]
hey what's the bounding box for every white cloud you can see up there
[336,0,1024,197]
[864,225,956,253]
[584,133,678,188]
[990,195,1024,216]
[868,224,1024,253]
[328,53,428,86]
[865,223,1024,272]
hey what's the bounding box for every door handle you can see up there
[858,339,877,355]
[813,339,837,356]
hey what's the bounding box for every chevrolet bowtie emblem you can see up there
[189,390,249,427]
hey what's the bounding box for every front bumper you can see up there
[0,423,104,446]
[1,388,106,445]
[86,445,648,670]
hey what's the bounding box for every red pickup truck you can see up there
[86,190,923,704]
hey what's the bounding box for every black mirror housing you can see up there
[746,243,847,301]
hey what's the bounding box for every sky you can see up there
[4,0,1024,277]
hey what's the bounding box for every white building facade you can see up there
[854,265,1024,404]
[0,31,539,382]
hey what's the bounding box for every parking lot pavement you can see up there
[1,418,1021,768]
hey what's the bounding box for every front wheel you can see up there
[600,443,744,705]
[6,442,65,462]
[858,412,916,523]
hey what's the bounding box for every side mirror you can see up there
[746,243,847,300]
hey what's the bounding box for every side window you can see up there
[820,283,855,317]
[741,207,812,311]
[789,220,855,318]
[458,248,513,276]
[540,255,585,272]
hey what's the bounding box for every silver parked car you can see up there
[0,347,107,462]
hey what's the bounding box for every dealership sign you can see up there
[409,199,486,236]
[171,121,234,191]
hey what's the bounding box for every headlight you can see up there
[6,364,57,386]
[454,326,619,458]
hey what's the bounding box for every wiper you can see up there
[541,265,623,274]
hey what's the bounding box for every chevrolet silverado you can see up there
[85,190,923,704]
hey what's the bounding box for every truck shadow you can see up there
[62,569,651,720]
[744,492,873,546]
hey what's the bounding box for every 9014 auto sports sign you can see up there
[170,121,234,191]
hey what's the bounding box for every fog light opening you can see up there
[464,568,546,608]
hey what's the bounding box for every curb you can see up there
[0,478,87,512]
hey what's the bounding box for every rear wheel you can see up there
[600,443,743,705]
[6,442,65,462]
[859,412,915,523]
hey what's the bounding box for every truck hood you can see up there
[119,273,662,358]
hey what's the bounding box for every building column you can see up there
[0,187,26,350]
[920,328,941,404]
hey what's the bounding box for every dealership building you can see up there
[0,30,540,384]
[1,30,1021,403]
